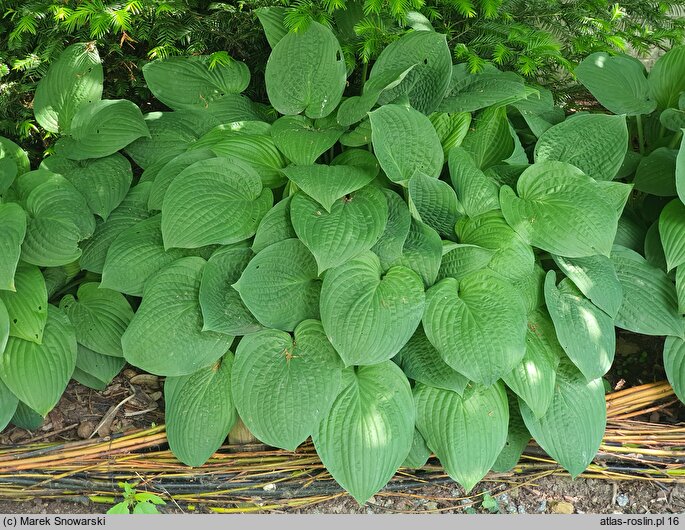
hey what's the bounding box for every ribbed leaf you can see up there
[271,115,343,165]
[0,305,76,416]
[678,135,685,204]
[664,335,685,404]
[232,320,343,451]
[251,196,296,254]
[408,172,461,238]
[611,246,683,337]
[391,218,442,288]
[448,147,499,217]
[659,199,685,271]
[369,104,444,185]
[165,353,237,466]
[161,158,272,249]
[291,186,387,273]
[0,299,8,355]
[423,271,527,385]
[320,252,425,366]
[0,136,30,193]
[429,112,471,157]
[520,358,606,478]
[648,46,685,109]
[234,238,321,331]
[437,244,495,282]
[255,7,288,48]
[122,257,233,376]
[0,378,18,431]
[491,391,530,473]
[147,149,216,211]
[33,42,103,134]
[634,148,678,197]
[59,283,134,357]
[677,266,685,314]
[372,190,411,270]
[199,246,261,336]
[460,106,514,170]
[265,22,346,118]
[0,203,26,291]
[0,263,47,344]
[312,362,414,504]
[10,401,44,430]
[534,114,628,181]
[73,344,125,390]
[402,428,431,469]
[414,382,509,492]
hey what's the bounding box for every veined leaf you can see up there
[664,334,685,404]
[491,391,531,473]
[0,378,18,432]
[73,344,125,390]
[408,172,461,238]
[677,135,685,204]
[255,7,288,48]
[391,218,443,288]
[448,147,500,217]
[251,196,297,254]
[372,190,411,270]
[0,263,47,344]
[634,148,678,197]
[437,244,495,282]
[649,46,685,109]
[460,106,514,170]
[147,149,216,211]
[402,428,431,469]
[0,203,27,291]
[659,199,685,271]
[429,112,471,157]
[0,137,30,194]
[272,115,344,165]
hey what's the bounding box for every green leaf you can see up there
[251,196,297,254]
[448,147,499,218]
[234,238,321,331]
[340,119,371,147]
[371,31,452,114]
[634,148,678,197]
[132,502,160,515]
[165,354,237,466]
[282,164,376,212]
[54,100,149,160]
[80,183,152,273]
[679,135,685,204]
[143,55,250,110]
[73,344,125,390]
[437,244,495,282]
[402,428,431,469]
[491,391,530,473]
[265,22,346,118]
[392,218,444,288]
[648,46,685,109]
[611,245,683,338]
[291,186,387,273]
[575,53,655,115]
[660,109,685,132]
[551,254,623,318]
[40,153,133,220]
[0,305,76,416]
[232,320,343,451]
[500,162,621,258]
[0,378,18,431]
[511,87,564,138]
[423,271,527,385]
[0,203,27,291]
[414,382,509,492]
[0,263,47,344]
[256,7,288,48]
[520,358,606,478]
[371,190,411,270]
[502,309,561,418]
[677,266,685,314]
[659,199,685,271]
[0,137,30,194]
[199,246,261,336]
[271,115,343,165]
[408,172,461,238]
[161,158,272,249]
[544,272,614,381]
[330,149,380,178]
[33,42,103,134]
[460,106,514,170]
[369,104,444,185]
[320,252,425,366]
[11,401,44,430]
[0,298,8,354]
[429,112,471,157]
[534,114,628,182]
[122,257,233,376]
[397,325,468,395]
[59,283,134,357]
[664,334,685,404]
[313,362,414,504]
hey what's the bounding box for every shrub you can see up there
[0,28,684,503]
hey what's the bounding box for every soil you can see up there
[0,331,682,515]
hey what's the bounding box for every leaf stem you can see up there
[636,114,645,155]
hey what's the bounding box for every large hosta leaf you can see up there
[369,104,443,185]
[437,244,495,282]
[59,283,134,357]
[391,218,443,288]
[371,31,452,114]
[312,362,414,504]
[429,112,471,156]
[372,190,411,269]
[678,135,685,204]
[199,245,261,336]
[634,148,678,197]
[282,164,375,212]
[122,257,233,376]
[33,42,103,134]
[234,238,321,331]
[143,55,250,110]
[492,391,531,473]
[232,320,343,451]
[414,382,508,492]
[575,53,655,115]
[251,196,297,253]
[520,358,606,477]
[649,46,685,109]
[534,114,628,181]
[0,299,8,355]
[408,172,461,238]
[55,100,149,160]
[73,344,125,391]
[677,266,685,314]
[423,271,527,385]
[320,252,425,366]
[611,246,683,337]
[396,325,468,395]
[402,428,431,469]
[500,162,621,258]
[40,153,133,220]
[544,273,615,381]
[448,147,499,218]
[0,264,47,344]
[148,150,216,211]
[0,136,30,194]
[265,22,346,118]
[0,203,26,291]
[0,378,18,432]
[271,115,343,165]
[0,305,76,416]
[291,186,387,273]
[165,353,237,466]
[460,106,514,170]
[502,309,561,418]
[551,254,623,318]
[659,199,685,271]
[162,157,272,249]
[664,334,685,403]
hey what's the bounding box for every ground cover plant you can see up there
[0,22,684,504]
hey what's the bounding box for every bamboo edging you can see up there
[0,381,682,512]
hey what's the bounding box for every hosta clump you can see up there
[1,27,685,504]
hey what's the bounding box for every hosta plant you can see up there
[1,29,684,504]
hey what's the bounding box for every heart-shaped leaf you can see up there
[272,115,344,165]
[251,196,297,254]
[0,263,47,344]
[0,203,27,291]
